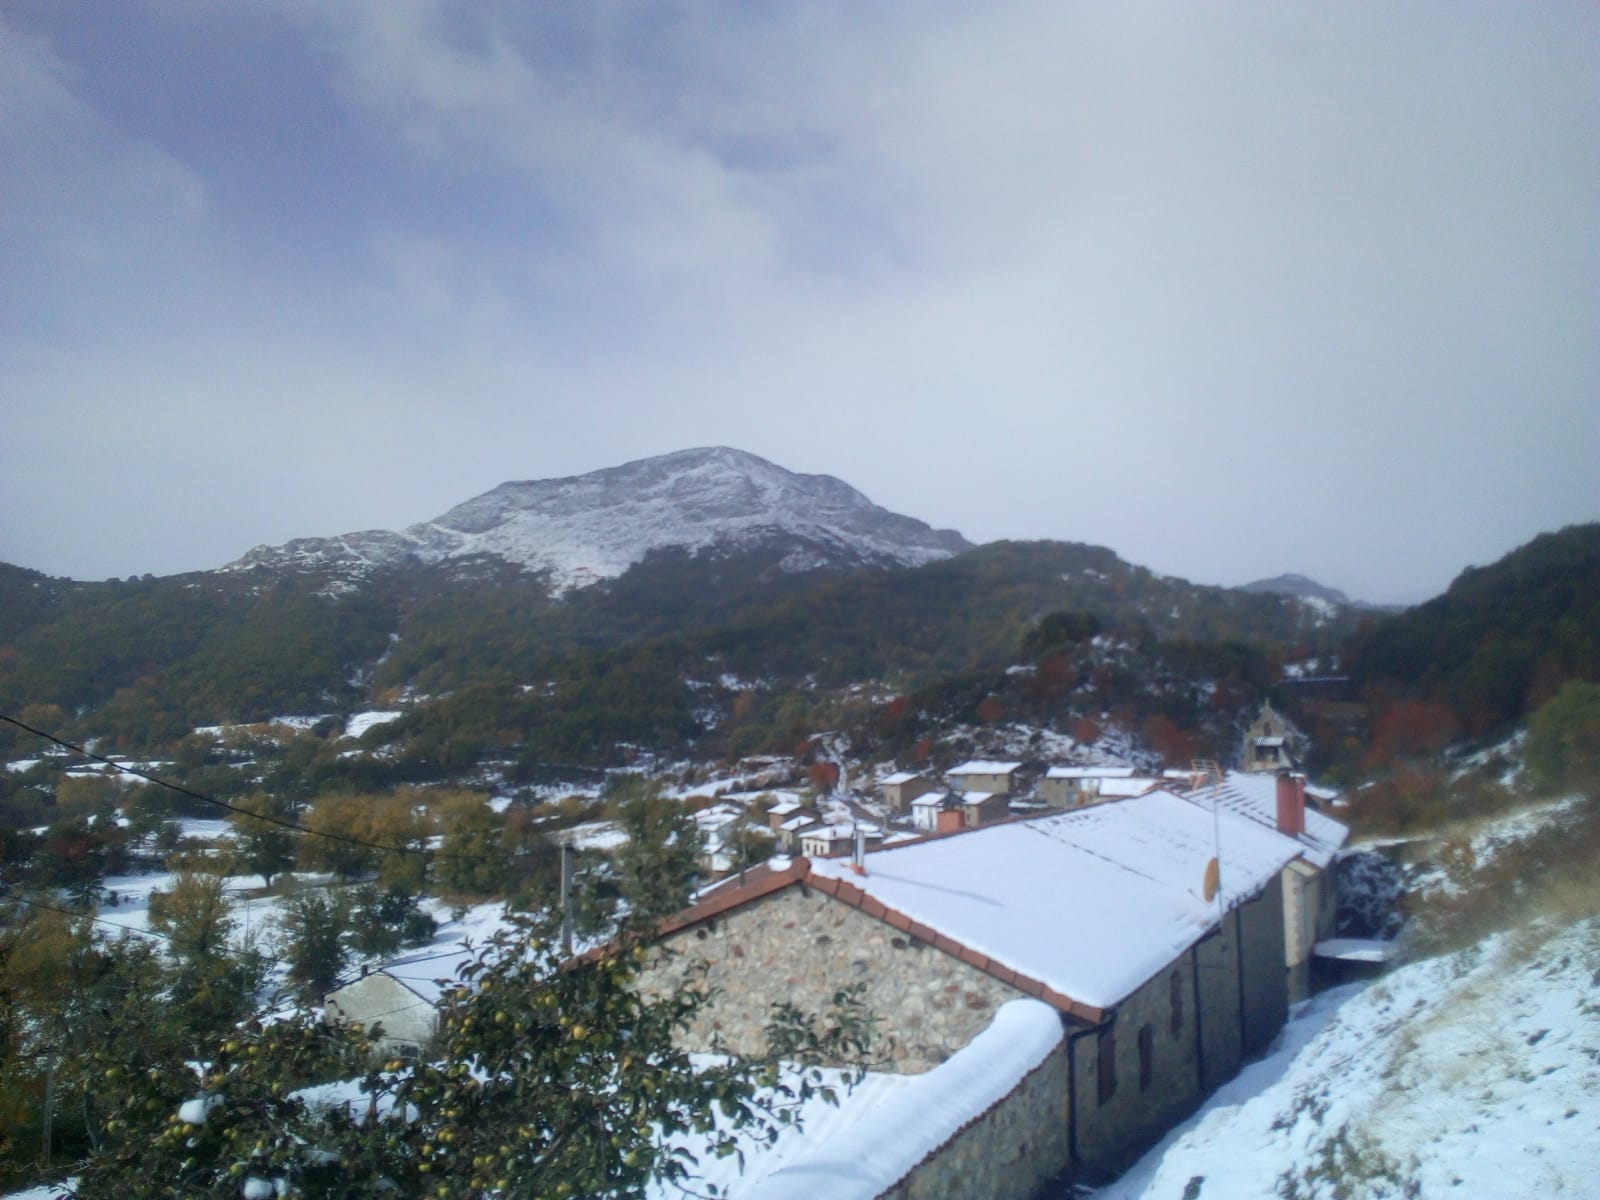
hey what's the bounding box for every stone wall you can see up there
[636,883,1025,1073]
[1069,876,1288,1172]
[882,1039,1073,1200]
[1068,948,1204,1171]
[1238,875,1288,1057]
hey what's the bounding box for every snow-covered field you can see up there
[1084,915,1600,1200]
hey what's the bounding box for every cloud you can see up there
[0,2,1595,601]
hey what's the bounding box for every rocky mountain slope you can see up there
[221,447,971,591]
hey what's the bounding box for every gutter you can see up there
[1190,942,1206,1092]
[1235,905,1248,1051]
[1065,1011,1114,1172]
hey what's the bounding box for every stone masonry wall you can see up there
[881,1039,1073,1200]
[637,884,1025,1073]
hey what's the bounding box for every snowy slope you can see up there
[221,447,970,591]
[1085,915,1600,1200]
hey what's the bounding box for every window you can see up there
[1097,1026,1117,1105]
[1169,970,1184,1036]
[1138,1024,1154,1091]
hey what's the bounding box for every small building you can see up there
[1037,766,1141,807]
[1239,702,1307,773]
[910,792,952,832]
[957,790,1009,827]
[799,824,882,860]
[323,947,474,1059]
[944,760,1023,795]
[777,813,821,853]
[879,771,934,812]
[765,799,815,834]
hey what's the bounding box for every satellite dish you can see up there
[1202,857,1220,903]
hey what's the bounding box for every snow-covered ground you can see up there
[343,710,403,739]
[1083,915,1600,1200]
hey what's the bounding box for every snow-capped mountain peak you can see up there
[222,447,971,590]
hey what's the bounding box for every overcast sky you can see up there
[2,2,1595,604]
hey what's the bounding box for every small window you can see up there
[1169,970,1184,1036]
[1096,1026,1117,1105]
[1138,1024,1154,1091]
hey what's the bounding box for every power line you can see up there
[1,888,173,945]
[0,712,480,863]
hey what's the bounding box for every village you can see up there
[323,704,1360,1198]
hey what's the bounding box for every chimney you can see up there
[1276,772,1305,838]
[850,825,867,875]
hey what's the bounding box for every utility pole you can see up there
[560,842,575,956]
[41,1044,59,1168]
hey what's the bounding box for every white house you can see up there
[322,946,476,1058]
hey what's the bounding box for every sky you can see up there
[2,1,1595,605]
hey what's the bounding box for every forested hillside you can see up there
[0,539,1357,758]
[1345,523,1600,733]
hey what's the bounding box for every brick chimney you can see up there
[1276,771,1306,838]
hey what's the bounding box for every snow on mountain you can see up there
[1238,573,1401,614]
[221,447,970,591]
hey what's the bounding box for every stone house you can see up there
[880,771,935,812]
[944,760,1023,795]
[1238,702,1307,773]
[637,790,1307,1185]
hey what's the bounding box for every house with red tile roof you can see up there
[636,789,1313,1184]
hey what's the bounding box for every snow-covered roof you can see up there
[946,760,1021,776]
[801,825,856,844]
[332,947,479,1006]
[957,790,1004,805]
[768,800,803,817]
[909,794,949,809]
[1254,736,1286,748]
[880,772,923,786]
[1183,772,1349,869]
[1097,778,1158,798]
[694,804,744,831]
[1044,765,1137,780]
[780,814,818,832]
[808,790,1303,1010]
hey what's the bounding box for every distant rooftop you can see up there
[947,760,1022,776]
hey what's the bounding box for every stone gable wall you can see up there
[637,884,1025,1073]
[881,1038,1073,1200]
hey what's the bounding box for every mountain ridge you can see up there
[221,447,972,591]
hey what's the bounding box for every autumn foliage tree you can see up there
[68,909,873,1199]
